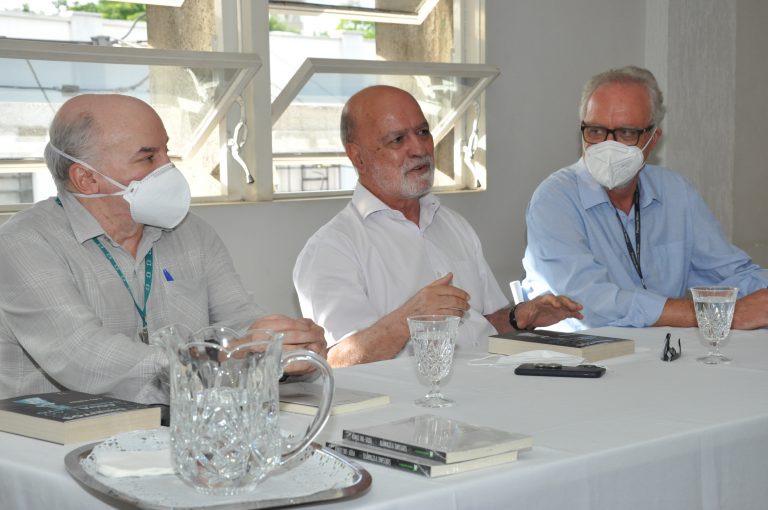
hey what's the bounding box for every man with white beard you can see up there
[293,86,582,367]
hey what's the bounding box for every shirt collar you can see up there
[352,183,441,227]
[57,189,107,244]
[576,157,660,211]
[57,189,163,247]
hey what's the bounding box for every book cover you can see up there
[279,382,390,416]
[342,414,533,464]
[488,330,634,362]
[0,391,161,444]
[326,439,518,478]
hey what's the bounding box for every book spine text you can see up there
[342,430,443,461]
[326,443,431,476]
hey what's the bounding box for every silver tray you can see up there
[65,441,372,510]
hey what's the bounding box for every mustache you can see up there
[401,155,434,174]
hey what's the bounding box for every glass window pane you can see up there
[269,0,438,23]
[271,59,498,195]
[0,39,259,203]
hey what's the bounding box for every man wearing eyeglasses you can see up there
[522,66,768,331]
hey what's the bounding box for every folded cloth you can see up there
[93,449,175,478]
[468,350,584,367]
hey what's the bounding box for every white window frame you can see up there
[268,0,441,25]
[0,0,488,209]
[269,57,499,198]
[0,37,261,210]
[259,0,492,200]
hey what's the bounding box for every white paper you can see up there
[467,350,585,367]
[93,449,174,478]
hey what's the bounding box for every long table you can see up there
[2,327,767,510]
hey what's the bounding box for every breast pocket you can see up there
[647,240,686,293]
[163,277,210,330]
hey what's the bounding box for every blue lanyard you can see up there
[613,186,646,289]
[93,238,154,343]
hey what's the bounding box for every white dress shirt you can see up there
[293,184,509,355]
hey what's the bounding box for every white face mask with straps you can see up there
[583,127,657,190]
[49,143,191,229]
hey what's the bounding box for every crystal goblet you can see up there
[407,315,460,408]
[690,286,738,364]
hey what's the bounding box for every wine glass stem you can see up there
[427,381,441,398]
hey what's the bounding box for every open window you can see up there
[270,57,498,197]
[266,0,495,197]
[268,0,441,24]
[0,0,490,208]
[0,37,259,210]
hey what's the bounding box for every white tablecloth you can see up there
[2,326,767,510]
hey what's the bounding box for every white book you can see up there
[279,382,390,416]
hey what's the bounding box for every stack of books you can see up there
[326,414,532,477]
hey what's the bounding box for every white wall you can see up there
[734,0,768,263]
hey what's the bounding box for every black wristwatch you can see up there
[509,303,525,331]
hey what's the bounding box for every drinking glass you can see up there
[690,286,738,364]
[407,315,460,408]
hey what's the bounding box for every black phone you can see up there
[514,363,606,378]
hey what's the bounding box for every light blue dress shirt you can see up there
[522,159,768,330]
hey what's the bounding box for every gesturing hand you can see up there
[400,273,470,320]
[515,294,583,329]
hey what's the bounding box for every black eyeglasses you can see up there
[581,123,655,146]
[661,333,682,362]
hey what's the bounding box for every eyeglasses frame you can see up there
[581,122,655,146]
[661,332,682,362]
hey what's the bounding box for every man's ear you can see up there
[68,164,99,194]
[345,142,365,174]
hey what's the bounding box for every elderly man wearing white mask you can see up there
[0,94,326,404]
[522,66,768,331]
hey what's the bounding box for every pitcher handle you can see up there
[278,350,334,465]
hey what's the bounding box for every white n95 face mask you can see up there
[48,143,191,229]
[583,128,656,190]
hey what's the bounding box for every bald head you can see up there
[45,94,164,188]
[340,85,425,146]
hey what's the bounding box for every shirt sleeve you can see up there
[0,229,167,403]
[196,220,266,333]
[293,231,380,346]
[685,183,768,294]
[522,178,667,328]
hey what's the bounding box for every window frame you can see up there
[269,57,499,198]
[267,0,441,25]
[0,36,261,210]
[0,0,489,210]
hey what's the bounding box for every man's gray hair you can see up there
[43,110,97,189]
[579,66,666,126]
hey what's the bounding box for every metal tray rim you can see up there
[64,442,372,510]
